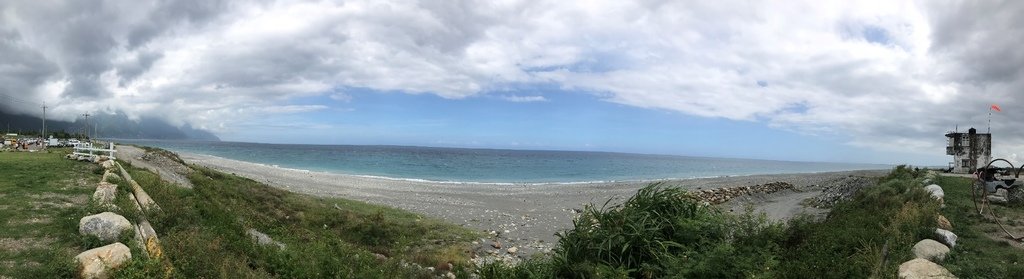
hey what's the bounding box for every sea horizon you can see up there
[112,139,893,184]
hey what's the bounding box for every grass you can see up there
[0,149,108,278]
[935,175,1024,278]
[111,160,479,278]
[479,166,943,278]
[7,148,1016,278]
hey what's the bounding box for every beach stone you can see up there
[925,184,944,200]
[898,258,955,279]
[247,229,286,249]
[987,195,1008,204]
[79,212,132,242]
[92,182,117,205]
[507,246,518,254]
[937,215,952,230]
[934,228,958,248]
[492,241,502,249]
[913,239,950,262]
[75,242,132,279]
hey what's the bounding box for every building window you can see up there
[962,159,971,167]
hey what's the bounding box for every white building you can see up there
[946,128,992,173]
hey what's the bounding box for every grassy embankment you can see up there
[481,166,950,278]
[1,150,479,278]
[933,175,1024,277]
[6,149,1023,278]
[0,150,99,278]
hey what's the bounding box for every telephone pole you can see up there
[82,113,91,140]
[42,103,47,138]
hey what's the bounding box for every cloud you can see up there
[500,95,547,103]
[1,0,1022,162]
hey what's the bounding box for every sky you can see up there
[1,0,1022,165]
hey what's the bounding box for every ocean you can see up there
[115,140,889,184]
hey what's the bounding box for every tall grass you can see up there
[480,166,939,278]
[481,184,785,278]
[112,161,478,278]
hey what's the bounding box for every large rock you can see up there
[100,160,115,169]
[934,228,958,248]
[937,215,952,231]
[898,258,956,279]
[80,212,132,242]
[913,239,950,262]
[925,184,944,200]
[247,229,286,249]
[92,182,117,205]
[75,242,132,279]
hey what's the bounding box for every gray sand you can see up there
[174,151,885,259]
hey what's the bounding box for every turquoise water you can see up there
[116,140,889,184]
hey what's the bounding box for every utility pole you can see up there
[82,113,91,141]
[42,103,47,138]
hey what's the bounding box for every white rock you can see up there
[79,212,132,242]
[898,258,955,279]
[247,229,286,249]
[934,228,958,248]
[75,242,132,279]
[92,182,117,205]
[912,239,950,262]
[925,184,944,200]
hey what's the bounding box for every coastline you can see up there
[172,150,887,259]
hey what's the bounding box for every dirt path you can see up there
[117,145,193,188]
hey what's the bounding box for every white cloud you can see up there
[500,95,547,103]
[1,0,1023,162]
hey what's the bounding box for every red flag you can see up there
[992,104,1002,112]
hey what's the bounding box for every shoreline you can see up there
[179,149,886,186]
[167,149,887,260]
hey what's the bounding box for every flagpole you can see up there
[988,110,992,133]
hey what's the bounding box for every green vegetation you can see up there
[6,149,1020,278]
[480,166,943,278]
[936,175,1024,278]
[113,161,478,278]
[0,150,102,278]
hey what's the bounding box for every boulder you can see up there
[898,258,955,279]
[912,239,950,262]
[92,182,117,205]
[100,160,115,169]
[247,229,286,249]
[75,242,132,279]
[80,212,132,242]
[936,215,952,231]
[987,195,1008,204]
[934,228,958,248]
[507,246,519,254]
[925,184,944,200]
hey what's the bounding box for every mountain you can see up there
[0,110,219,141]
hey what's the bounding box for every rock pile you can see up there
[898,171,958,279]
[809,176,877,208]
[688,182,794,204]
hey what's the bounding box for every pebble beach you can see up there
[174,151,886,261]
